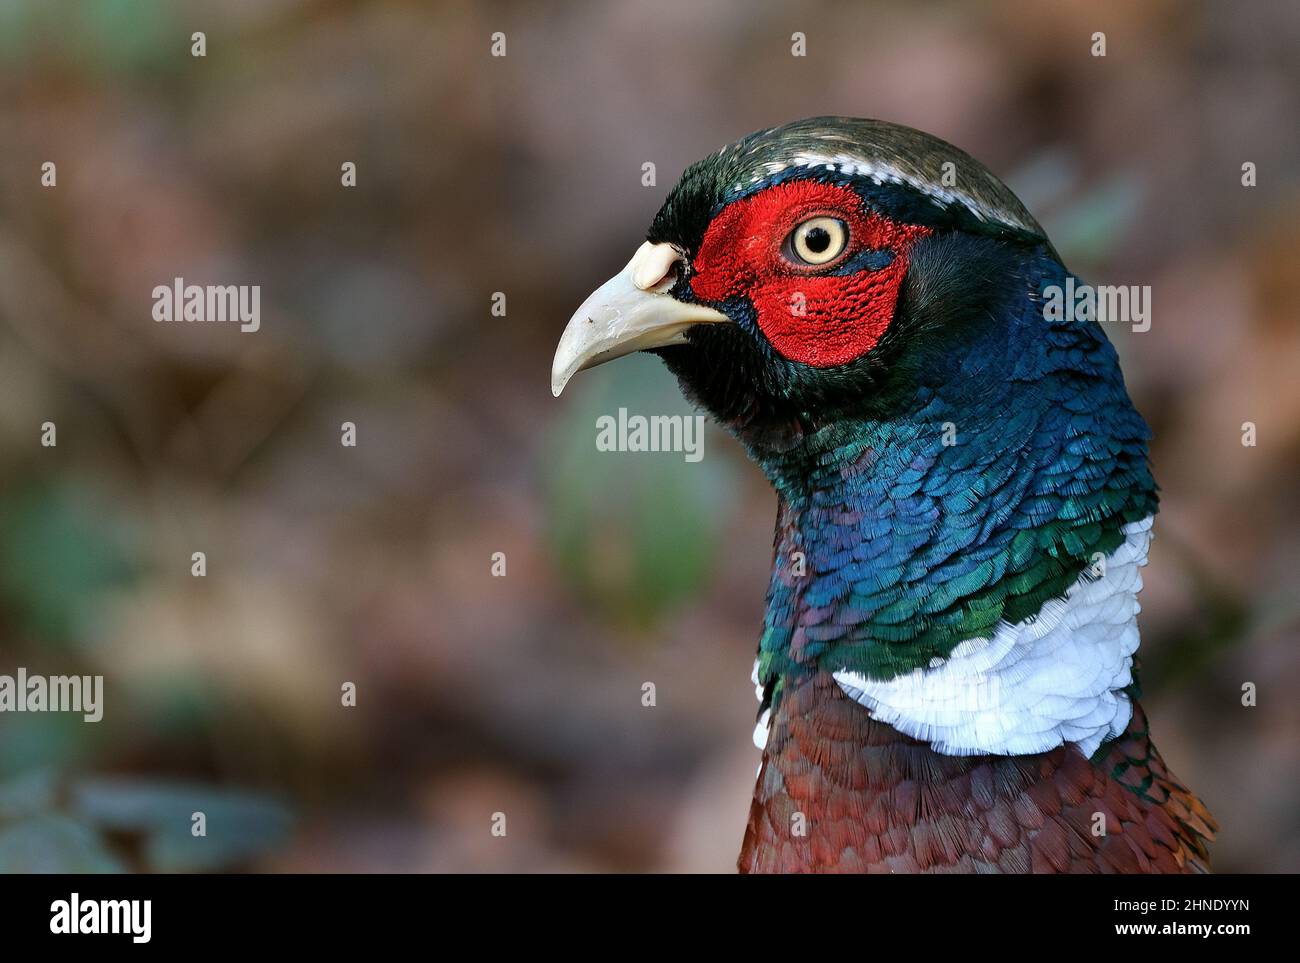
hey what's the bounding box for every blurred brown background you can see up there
[0,0,1296,872]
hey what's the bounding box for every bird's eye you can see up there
[787,216,848,266]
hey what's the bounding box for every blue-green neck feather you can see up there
[752,249,1157,693]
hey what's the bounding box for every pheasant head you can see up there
[552,117,1213,873]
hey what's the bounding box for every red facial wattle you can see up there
[688,180,932,367]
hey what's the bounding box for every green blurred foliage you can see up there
[72,779,292,872]
[0,481,137,649]
[0,0,179,74]
[0,813,127,873]
[0,770,291,873]
[544,355,739,628]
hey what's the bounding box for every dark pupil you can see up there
[804,226,831,254]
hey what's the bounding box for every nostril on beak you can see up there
[630,241,683,292]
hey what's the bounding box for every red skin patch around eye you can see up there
[689,180,932,367]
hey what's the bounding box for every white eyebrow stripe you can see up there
[736,151,1036,234]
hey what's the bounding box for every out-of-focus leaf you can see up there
[72,779,293,872]
[1046,175,1144,267]
[0,714,97,779]
[543,354,738,627]
[0,768,57,821]
[0,480,137,647]
[0,813,126,873]
[0,0,178,73]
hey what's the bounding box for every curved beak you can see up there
[550,241,731,397]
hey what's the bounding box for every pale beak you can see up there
[551,241,731,396]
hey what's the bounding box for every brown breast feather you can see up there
[738,672,1216,873]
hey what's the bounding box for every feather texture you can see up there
[740,673,1215,873]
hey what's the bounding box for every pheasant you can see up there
[551,117,1216,873]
